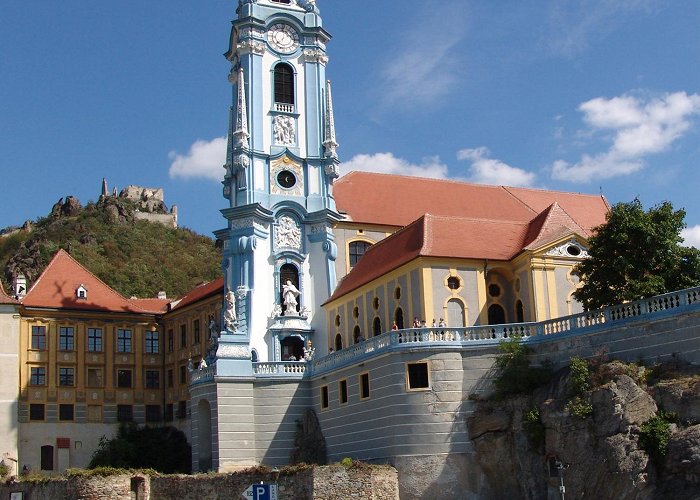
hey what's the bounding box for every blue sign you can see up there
[243,483,278,500]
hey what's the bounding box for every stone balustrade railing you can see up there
[190,286,700,384]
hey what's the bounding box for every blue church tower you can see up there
[214,0,340,374]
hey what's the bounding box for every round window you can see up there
[277,170,296,189]
[488,284,501,297]
[566,245,582,257]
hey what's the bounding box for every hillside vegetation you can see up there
[0,196,221,299]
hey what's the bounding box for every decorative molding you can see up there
[270,156,303,196]
[302,48,329,65]
[275,214,302,251]
[237,40,266,55]
[546,240,589,258]
[216,344,250,359]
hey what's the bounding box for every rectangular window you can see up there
[145,405,161,423]
[117,329,132,353]
[193,319,201,345]
[87,327,102,352]
[59,326,74,351]
[59,367,74,387]
[407,362,431,390]
[30,403,45,421]
[320,385,329,409]
[145,370,160,389]
[339,379,348,404]
[87,368,103,387]
[117,404,133,422]
[30,367,46,386]
[59,404,74,421]
[359,372,370,400]
[167,369,174,388]
[179,365,187,385]
[117,369,132,388]
[145,330,159,354]
[177,400,187,419]
[87,405,102,423]
[31,326,47,350]
[180,324,187,349]
[164,403,174,422]
[168,329,174,353]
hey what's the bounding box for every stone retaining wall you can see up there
[0,465,398,500]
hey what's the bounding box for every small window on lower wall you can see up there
[359,372,370,400]
[339,379,348,404]
[59,404,74,421]
[320,385,329,409]
[406,362,430,390]
[30,403,45,421]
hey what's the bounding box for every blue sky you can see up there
[2,1,700,246]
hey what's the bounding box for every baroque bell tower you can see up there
[215,0,340,370]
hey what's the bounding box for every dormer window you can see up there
[76,285,88,300]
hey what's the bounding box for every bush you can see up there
[640,411,676,467]
[565,357,593,418]
[493,336,552,396]
[523,405,545,448]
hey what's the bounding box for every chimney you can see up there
[157,291,167,300]
[13,274,27,300]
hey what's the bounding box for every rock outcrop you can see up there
[468,361,700,500]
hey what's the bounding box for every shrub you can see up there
[565,357,593,418]
[340,457,353,467]
[565,395,593,418]
[523,405,545,448]
[493,336,552,397]
[640,411,676,466]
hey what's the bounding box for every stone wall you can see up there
[0,465,398,500]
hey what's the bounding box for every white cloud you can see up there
[547,0,659,57]
[552,92,700,183]
[682,225,700,249]
[378,6,468,108]
[457,147,536,187]
[340,152,449,179]
[168,137,227,181]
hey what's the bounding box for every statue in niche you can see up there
[282,280,300,315]
[276,215,301,249]
[223,288,237,332]
[273,115,296,145]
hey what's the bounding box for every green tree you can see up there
[574,199,700,310]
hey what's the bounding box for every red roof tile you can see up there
[327,214,535,302]
[334,171,609,232]
[23,250,159,314]
[170,277,224,311]
[129,298,170,314]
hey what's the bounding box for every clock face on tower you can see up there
[267,24,300,54]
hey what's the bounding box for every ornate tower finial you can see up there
[323,80,339,159]
[233,67,250,149]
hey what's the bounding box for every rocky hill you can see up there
[468,359,700,499]
[0,195,221,299]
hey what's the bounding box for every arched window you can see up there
[349,241,372,268]
[353,325,362,344]
[251,349,259,363]
[274,63,295,105]
[279,263,300,314]
[516,300,524,323]
[372,317,382,336]
[395,307,404,329]
[334,333,343,351]
[488,304,506,325]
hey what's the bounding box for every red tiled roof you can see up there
[170,277,224,311]
[23,249,159,314]
[0,281,17,305]
[327,206,593,303]
[334,171,609,232]
[129,298,170,314]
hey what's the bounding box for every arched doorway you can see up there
[488,304,506,325]
[447,299,465,327]
[373,317,382,336]
[41,445,54,471]
[280,335,304,360]
[279,263,300,314]
[197,399,212,471]
[334,333,343,351]
[395,307,404,329]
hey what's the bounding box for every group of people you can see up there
[392,317,447,330]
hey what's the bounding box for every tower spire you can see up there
[323,80,339,159]
[233,67,250,149]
